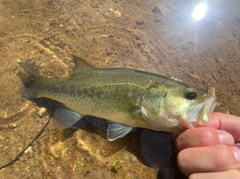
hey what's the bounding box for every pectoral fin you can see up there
[53,106,84,129]
[107,123,133,141]
[128,91,140,107]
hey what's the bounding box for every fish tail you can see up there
[18,62,41,99]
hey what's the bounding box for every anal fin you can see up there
[53,106,84,129]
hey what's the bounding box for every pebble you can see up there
[38,107,47,118]
[24,146,33,154]
[114,11,121,17]
[24,146,33,157]
[226,110,230,115]
[152,6,162,15]
[207,87,216,97]
[48,0,53,5]
[189,73,200,80]
[8,123,17,129]
[124,152,137,162]
[215,57,224,63]
[136,20,144,25]
[49,142,65,159]
[77,139,90,153]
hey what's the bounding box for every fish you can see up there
[19,55,216,141]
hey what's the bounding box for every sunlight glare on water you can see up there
[192,2,207,21]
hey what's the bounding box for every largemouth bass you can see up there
[19,55,216,141]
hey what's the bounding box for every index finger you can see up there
[207,112,240,142]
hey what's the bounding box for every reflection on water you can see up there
[1,0,240,178]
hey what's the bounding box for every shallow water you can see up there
[0,0,240,178]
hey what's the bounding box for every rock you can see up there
[152,6,162,15]
[207,87,216,97]
[226,110,230,114]
[49,142,65,159]
[136,20,144,25]
[8,123,17,129]
[77,139,90,153]
[189,73,200,80]
[114,11,121,17]
[24,146,33,157]
[38,107,47,118]
[24,146,33,154]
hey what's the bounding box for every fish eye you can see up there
[185,88,197,100]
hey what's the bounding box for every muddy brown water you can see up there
[0,0,240,179]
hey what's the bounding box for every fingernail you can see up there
[233,148,240,163]
[218,131,234,145]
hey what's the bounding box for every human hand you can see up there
[176,112,240,178]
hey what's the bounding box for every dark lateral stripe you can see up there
[36,82,85,96]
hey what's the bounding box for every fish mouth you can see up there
[186,96,217,127]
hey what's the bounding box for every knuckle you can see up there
[229,169,240,178]
[189,173,197,179]
[201,129,216,145]
[210,145,229,168]
[175,134,184,150]
[176,128,219,150]
[177,149,192,171]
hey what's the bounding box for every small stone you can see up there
[38,107,47,118]
[24,146,33,157]
[189,73,200,80]
[77,139,90,153]
[24,146,33,154]
[152,6,162,15]
[8,123,17,129]
[114,11,121,17]
[48,0,53,5]
[49,142,65,159]
[215,57,223,63]
[23,9,29,13]
[136,20,144,25]
[102,34,113,38]
[226,110,230,115]
[207,87,216,97]
[105,57,111,63]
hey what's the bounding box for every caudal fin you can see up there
[18,62,40,99]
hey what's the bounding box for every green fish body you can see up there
[19,56,216,141]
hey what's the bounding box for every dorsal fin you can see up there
[71,55,96,75]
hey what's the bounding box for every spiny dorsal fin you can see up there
[71,55,96,74]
